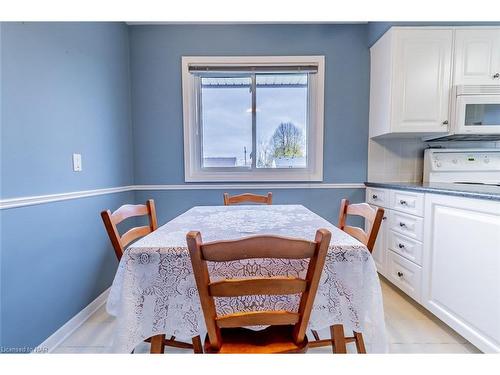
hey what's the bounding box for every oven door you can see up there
[455,95,500,134]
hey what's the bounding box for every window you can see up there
[182,56,325,182]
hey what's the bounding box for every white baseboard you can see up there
[34,287,110,353]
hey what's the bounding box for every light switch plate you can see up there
[73,153,82,172]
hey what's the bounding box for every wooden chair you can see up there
[310,199,384,353]
[100,199,202,354]
[186,229,331,354]
[101,199,158,261]
[223,192,273,206]
[337,199,385,253]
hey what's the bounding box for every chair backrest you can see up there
[223,192,273,206]
[337,198,384,252]
[101,199,158,260]
[186,229,331,352]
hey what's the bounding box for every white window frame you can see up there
[181,56,325,182]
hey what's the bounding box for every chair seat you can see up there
[203,325,308,354]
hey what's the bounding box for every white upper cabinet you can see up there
[369,28,453,138]
[454,29,500,85]
[392,29,453,133]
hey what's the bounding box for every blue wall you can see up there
[128,24,370,227]
[135,188,365,229]
[1,22,134,198]
[0,192,134,349]
[129,24,370,186]
[0,22,134,349]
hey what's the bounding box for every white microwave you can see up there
[456,85,500,133]
[426,85,500,141]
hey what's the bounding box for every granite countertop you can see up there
[365,181,500,202]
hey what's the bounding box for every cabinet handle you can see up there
[372,194,378,199]
[398,243,405,249]
[399,222,407,228]
[397,271,404,278]
[493,73,500,79]
[399,199,407,205]
[442,120,449,125]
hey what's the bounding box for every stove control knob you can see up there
[452,159,458,164]
[436,162,442,168]
[484,158,490,164]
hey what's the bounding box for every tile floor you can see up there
[52,277,481,354]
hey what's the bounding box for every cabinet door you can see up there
[391,29,453,133]
[370,208,388,276]
[423,194,500,353]
[454,29,500,85]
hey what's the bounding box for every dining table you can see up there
[106,204,387,353]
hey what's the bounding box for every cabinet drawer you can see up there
[390,190,424,216]
[389,210,424,241]
[388,230,423,266]
[387,250,422,302]
[366,187,389,207]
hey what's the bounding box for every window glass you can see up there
[200,76,252,168]
[255,74,308,168]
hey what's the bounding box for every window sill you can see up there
[184,169,323,183]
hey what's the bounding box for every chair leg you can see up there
[311,330,321,341]
[331,325,347,354]
[150,334,166,354]
[192,335,203,354]
[353,331,366,354]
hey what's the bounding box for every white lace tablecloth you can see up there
[107,205,387,353]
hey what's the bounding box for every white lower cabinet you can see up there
[366,187,500,352]
[388,210,424,240]
[386,250,422,302]
[423,193,500,353]
[388,230,423,266]
[365,188,424,286]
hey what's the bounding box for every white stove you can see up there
[423,148,500,186]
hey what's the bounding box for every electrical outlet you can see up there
[73,153,82,172]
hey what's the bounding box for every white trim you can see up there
[181,55,325,182]
[33,288,110,353]
[126,22,368,25]
[0,186,133,210]
[0,183,365,210]
[134,183,365,190]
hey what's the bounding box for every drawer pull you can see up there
[372,194,378,199]
[398,243,405,249]
[399,199,407,205]
[397,271,404,278]
[399,222,407,228]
